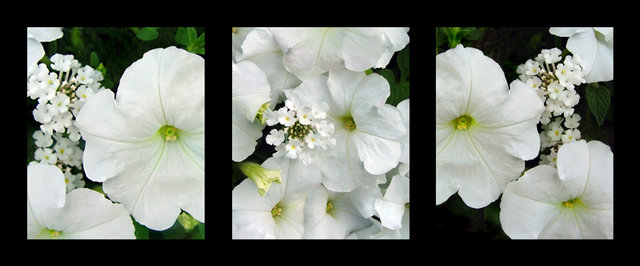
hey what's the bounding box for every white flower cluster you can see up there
[27,53,106,191]
[232,27,410,239]
[263,99,336,165]
[516,48,585,167]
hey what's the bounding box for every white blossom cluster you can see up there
[263,99,336,165]
[516,48,585,167]
[27,53,106,191]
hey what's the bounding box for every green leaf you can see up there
[190,32,205,55]
[586,83,611,126]
[397,45,409,82]
[70,27,85,53]
[187,27,198,44]
[90,52,99,68]
[463,27,483,41]
[132,218,149,239]
[136,27,159,41]
[379,69,409,107]
[175,27,190,46]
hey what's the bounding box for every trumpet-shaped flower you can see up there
[27,163,135,239]
[284,68,406,192]
[232,60,270,162]
[234,27,301,109]
[27,27,63,74]
[232,156,321,239]
[549,27,613,83]
[270,27,400,80]
[500,140,613,239]
[436,45,545,208]
[75,47,204,231]
[303,185,373,239]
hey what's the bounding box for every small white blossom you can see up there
[564,113,581,129]
[562,129,581,144]
[265,129,285,146]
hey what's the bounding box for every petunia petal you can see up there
[396,99,410,164]
[27,27,63,42]
[499,165,566,239]
[549,27,588,37]
[472,80,544,160]
[232,60,271,122]
[556,140,590,198]
[27,38,44,72]
[352,105,405,175]
[27,163,66,235]
[76,90,163,182]
[341,28,386,71]
[232,103,265,162]
[53,188,135,239]
[578,141,613,210]
[102,139,204,231]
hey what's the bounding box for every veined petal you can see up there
[341,28,386,71]
[499,165,567,239]
[232,60,271,122]
[397,99,410,164]
[27,27,63,42]
[327,69,389,119]
[76,90,162,182]
[53,188,135,239]
[549,27,588,37]
[577,141,613,210]
[274,27,344,80]
[232,103,265,162]
[27,38,44,72]
[437,128,523,208]
[102,137,204,231]
[472,80,544,160]
[565,29,598,77]
[436,45,509,119]
[556,140,590,198]
[27,163,66,234]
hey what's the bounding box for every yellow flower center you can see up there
[326,201,334,212]
[160,125,179,142]
[271,205,283,217]
[454,115,473,130]
[562,198,581,208]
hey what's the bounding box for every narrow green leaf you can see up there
[586,83,611,126]
[90,52,99,68]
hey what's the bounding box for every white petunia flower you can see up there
[549,27,613,83]
[233,156,320,239]
[374,27,410,68]
[75,47,204,231]
[27,27,63,74]
[270,27,393,80]
[27,163,135,239]
[500,140,613,239]
[234,27,302,109]
[284,68,406,192]
[436,45,545,208]
[303,185,373,239]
